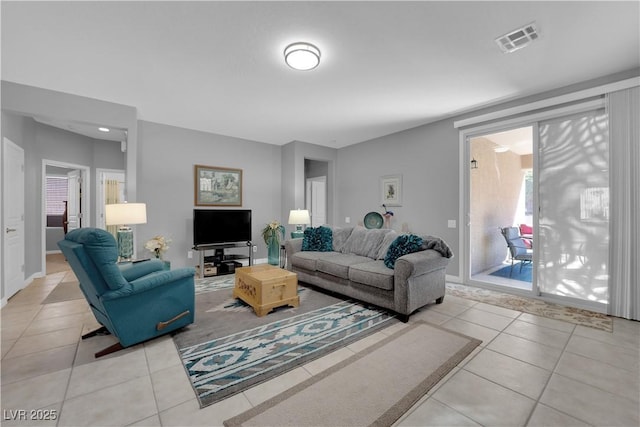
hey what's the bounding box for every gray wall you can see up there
[1,111,124,295]
[337,119,460,274]
[305,159,328,179]
[1,81,135,301]
[136,121,283,268]
[335,68,640,278]
[281,141,337,236]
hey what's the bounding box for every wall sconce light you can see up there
[470,158,478,169]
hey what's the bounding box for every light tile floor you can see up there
[1,261,638,426]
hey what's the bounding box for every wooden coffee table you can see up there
[233,264,299,317]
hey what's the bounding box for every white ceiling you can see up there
[2,1,639,149]
[33,116,127,142]
[482,127,533,156]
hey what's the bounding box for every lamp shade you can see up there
[288,209,311,225]
[105,203,147,226]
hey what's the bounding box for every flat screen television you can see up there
[193,209,252,247]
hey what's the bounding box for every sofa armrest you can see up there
[284,238,303,269]
[284,238,303,254]
[119,259,166,281]
[393,249,450,315]
[102,267,196,301]
[395,249,450,279]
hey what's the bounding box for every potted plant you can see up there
[261,221,285,266]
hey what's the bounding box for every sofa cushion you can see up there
[384,234,424,269]
[341,226,391,258]
[317,253,372,279]
[331,227,354,252]
[376,230,399,260]
[302,226,333,252]
[349,260,394,291]
[290,251,336,271]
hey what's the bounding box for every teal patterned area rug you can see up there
[194,274,236,294]
[174,281,398,408]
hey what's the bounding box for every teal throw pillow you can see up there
[384,234,424,269]
[301,226,333,252]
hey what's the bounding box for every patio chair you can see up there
[499,227,533,277]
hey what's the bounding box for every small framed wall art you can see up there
[194,165,243,206]
[380,174,402,207]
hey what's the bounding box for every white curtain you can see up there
[105,179,121,239]
[607,86,640,320]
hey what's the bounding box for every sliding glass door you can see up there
[464,104,610,311]
[537,110,609,308]
[468,126,534,292]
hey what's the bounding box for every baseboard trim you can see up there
[446,274,462,284]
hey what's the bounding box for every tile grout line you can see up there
[521,322,589,427]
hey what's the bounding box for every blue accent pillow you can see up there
[302,226,333,252]
[384,234,424,269]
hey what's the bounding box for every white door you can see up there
[3,138,25,300]
[66,169,82,231]
[306,176,327,227]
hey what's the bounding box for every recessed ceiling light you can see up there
[284,42,321,71]
[98,127,110,132]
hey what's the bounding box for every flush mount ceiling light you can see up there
[496,22,539,53]
[284,42,321,71]
[98,127,110,132]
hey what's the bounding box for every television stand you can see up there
[194,242,253,278]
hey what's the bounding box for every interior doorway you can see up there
[41,160,90,274]
[304,159,328,227]
[468,126,534,291]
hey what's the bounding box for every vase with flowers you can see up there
[261,220,285,266]
[382,204,394,229]
[145,235,171,269]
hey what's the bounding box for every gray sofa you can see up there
[284,226,452,321]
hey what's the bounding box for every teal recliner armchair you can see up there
[58,228,195,357]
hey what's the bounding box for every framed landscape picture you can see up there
[380,174,402,206]
[194,165,243,206]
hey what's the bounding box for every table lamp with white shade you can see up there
[105,202,147,261]
[288,209,311,238]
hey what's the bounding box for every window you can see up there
[524,170,533,216]
[46,176,67,227]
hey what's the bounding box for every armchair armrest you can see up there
[102,267,195,301]
[119,259,166,281]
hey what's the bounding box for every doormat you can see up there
[446,283,612,332]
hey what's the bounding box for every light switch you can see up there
[448,220,456,228]
[345,217,351,223]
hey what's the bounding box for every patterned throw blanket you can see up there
[422,236,453,258]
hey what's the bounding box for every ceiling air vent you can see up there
[495,22,539,53]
